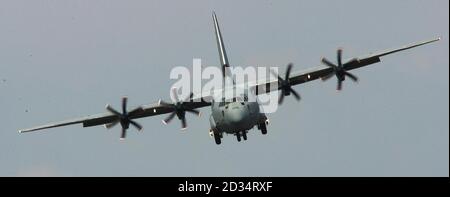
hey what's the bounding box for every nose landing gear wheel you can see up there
[242,132,247,141]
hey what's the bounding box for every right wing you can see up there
[19,95,212,133]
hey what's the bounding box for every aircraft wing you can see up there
[19,38,439,133]
[253,38,440,94]
[19,96,211,133]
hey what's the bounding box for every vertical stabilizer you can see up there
[212,12,230,76]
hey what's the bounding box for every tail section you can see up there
[212,12,230,78]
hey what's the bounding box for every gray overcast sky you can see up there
[0,0,448,176]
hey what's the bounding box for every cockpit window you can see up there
[228,97,245,102]
[218,96,245,107]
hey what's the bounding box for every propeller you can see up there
[321,48,359,91]
[270,63,301,104]
[159,88,201,130]
[105,97,143,140]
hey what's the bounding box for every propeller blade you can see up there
[186,109,200,116]
[181,117,187,130]
[171,87,179,102]
[344,71,358,82]
[122,97,128,114]
[337,80,343,91]
[290,88,301,101]
[105,120,119,129]
[129,120,143,131]
[120,128,127,140]
[321,49,361,91]
[106,98,143,139]
[106,105,122,117]
[285,63,293,80]
[163,112,176,125]
[321,57,337,68]
[337,48,343,67]
[278,93,285,105]
[270,69,284,83]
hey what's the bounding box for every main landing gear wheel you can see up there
[213,130,221,145]
[236,132,241,142]
[259,123,267,135]
[242,132,247,141]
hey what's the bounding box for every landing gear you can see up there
[258,114,269,135]
[259,123,267,135]
[235,131,247,142]
[242,131,247,141]
[213,130,221,145]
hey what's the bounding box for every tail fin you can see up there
[212,12,230,78]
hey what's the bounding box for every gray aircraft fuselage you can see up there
[209,87,265,135]
[208,12,268,143]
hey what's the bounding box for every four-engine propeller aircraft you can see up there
[19,12,440,145]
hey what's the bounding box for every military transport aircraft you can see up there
[19,12,440,145]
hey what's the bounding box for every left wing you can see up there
[253,38,440,94]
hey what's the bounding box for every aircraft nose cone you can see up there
[229,110,245,124]
[227,105,247,125]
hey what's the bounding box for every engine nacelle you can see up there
[209,115,219,138]
[209,115,216,129]
[258,113,269,125]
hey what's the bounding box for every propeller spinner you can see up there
[105,97,143,140]
[321,48,359,91]
[159,88,201,130]
[270,63,301,105]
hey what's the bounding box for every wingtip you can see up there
[430,37,441,42]
[18,130,23,133]
[212,11,218,20]
[429,37,441,43]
